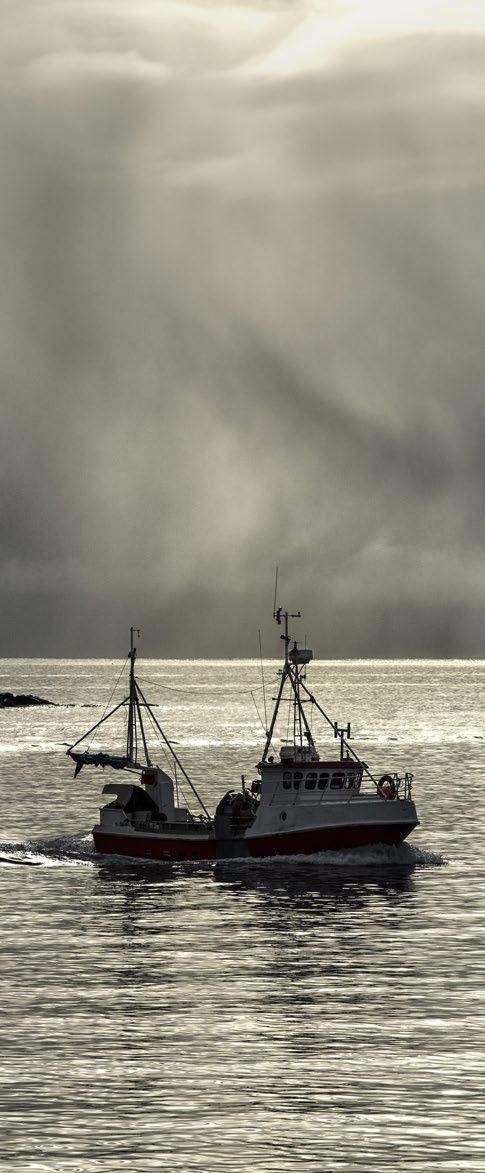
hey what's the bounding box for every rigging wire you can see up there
[136,681,210,817]
[136,673,275,698]
[250,690,266,734]
[251,690,280,758]
[139,698,176,776]
[273,566,278,616]
[86,655,129,753]
[298,676,377,784]
[140,707,192,812]
[258,629,268,732]
[137,698,192,810]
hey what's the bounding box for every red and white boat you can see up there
[68,611,419,861]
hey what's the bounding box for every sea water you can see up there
[0,658,484,1172]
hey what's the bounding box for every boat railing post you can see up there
[334,721,351,762]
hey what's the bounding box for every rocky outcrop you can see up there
[0,692,55,708]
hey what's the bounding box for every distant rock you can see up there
[0,692,55,708]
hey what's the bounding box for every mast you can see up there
[126,626,139,766]
[127,626,152,768]
[262,604,316,762]
[261,603,292,761]
[265,601,375,783]
[67,626,210,812]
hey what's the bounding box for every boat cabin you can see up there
[259,756,363,800]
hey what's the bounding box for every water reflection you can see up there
[91,853,417,987]
[1,657,483,1173]
[94,852,417,910]
[88,852,425,1169]
[213,857,416,902]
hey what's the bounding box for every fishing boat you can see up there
[67,612,419,861]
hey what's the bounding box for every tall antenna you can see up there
[273,566,279,618]
[127,625,137,765]
[258,628,268,733]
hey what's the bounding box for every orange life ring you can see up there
[377,774,396,799]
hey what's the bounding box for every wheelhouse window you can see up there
[282,771,292,789]
[293,771,303,790]
[344,773,359,790]
[305,772,317,790]
[330,773,344,789]
[318,773,329,790]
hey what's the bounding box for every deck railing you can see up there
[134,818,214,836]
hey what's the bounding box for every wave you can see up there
[0,831,95,868]
[0,833,444,871]
[214,841,445,871]
[0,743,74,755]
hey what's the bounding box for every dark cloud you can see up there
[1,5,485,655]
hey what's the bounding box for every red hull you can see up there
[246,820,417,858]
[93,829,216,861]
[93,819,416,862]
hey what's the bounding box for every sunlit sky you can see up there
[1,2,485,655]
[247,0,485,73]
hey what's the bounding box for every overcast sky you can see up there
[2,1,485,656]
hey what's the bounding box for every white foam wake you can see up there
[0,831,95,867]
[216,842,445,870]
[0,834,445,870]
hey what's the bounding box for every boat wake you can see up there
[0,835,444,871]
[0,831,95,867]
[215,842,445,871]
